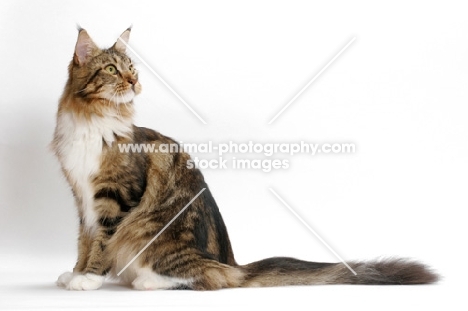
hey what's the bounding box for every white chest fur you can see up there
[54,111,132,231]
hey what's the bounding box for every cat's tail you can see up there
[239,257,438,287]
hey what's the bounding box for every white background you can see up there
[1,0,467,310]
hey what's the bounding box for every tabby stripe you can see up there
[193,216,209,251]
[104,227,116,236]
[95,188,132,212]
[81,83,103,97]
[159,251,194,268]
[153,251,193,272]
[102,267,111,276]
[171,258,208,275]
[158,257,201,276]
[83,68,102,90]
[90,83,104,94]
[99,216,122,236]
[99,216,123,228]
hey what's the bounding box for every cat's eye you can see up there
[105,65,117,75]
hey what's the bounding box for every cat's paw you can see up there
[132,272,189,290]
[132,274,168,290]
[56,271,75,288]
[67,273,104,290]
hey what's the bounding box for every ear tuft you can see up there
[113,28,131,53]
[74,29,98,66]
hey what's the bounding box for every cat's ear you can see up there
[74,29,98,66]
[112,28,131,53]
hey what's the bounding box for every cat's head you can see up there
[67,28,141,105]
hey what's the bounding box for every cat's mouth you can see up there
[105,80,143,104]
[101,89,136,105]
[101,80,141,105]
[114,90,136,104]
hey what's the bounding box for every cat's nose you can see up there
[128,77,137,85]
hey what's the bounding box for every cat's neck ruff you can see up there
[58,98,134,145]
[53,99,134,232]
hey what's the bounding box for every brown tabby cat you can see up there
[52,28,438,290]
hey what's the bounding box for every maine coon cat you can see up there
[52,28,438,290]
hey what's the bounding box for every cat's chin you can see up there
[105,91,135,105]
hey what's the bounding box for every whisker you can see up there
[107,91,117,106]
[115,93,124,119]
[106,94,112,106]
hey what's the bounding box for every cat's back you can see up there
[133,125,166,143]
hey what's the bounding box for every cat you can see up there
[52,28,438,290]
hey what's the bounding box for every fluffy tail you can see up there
[240,257,438,287]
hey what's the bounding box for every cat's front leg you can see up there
[57,222,91,288]
[57,223,110,290]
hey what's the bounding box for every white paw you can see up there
[133,273,182,290]
[132,270,191,290]
[67,273,104,291]
[132,275,163,290]
[56,271,75,288]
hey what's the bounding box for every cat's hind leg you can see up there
[130,254,245,291]
[188,260,245,290]
[151,255,245,291]
[132,267,192,290]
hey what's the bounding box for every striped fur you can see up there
[52,28,438,291]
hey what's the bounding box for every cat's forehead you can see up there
[92,49,133,66]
